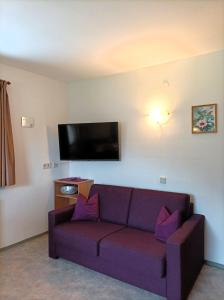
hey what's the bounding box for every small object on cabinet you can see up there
[54,178,94,209]
[60,185,78,195]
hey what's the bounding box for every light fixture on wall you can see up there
[146,79,171,126]
[148,107,171,125]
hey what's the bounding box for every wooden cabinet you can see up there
[54,178,94,209]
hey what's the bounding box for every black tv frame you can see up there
[58,121,120,161]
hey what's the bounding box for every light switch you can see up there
[160,176,167,184]
[21,116,34,128]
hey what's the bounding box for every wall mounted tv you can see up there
[58,122,119,161]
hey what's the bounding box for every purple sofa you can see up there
[48,184,204,300]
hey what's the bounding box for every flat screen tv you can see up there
[58,122,119,160]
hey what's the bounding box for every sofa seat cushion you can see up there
[100,227,166,278]
[54,221,124,256]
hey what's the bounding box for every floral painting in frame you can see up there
[192,104,217,134]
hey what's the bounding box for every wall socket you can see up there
[43,163,52,169]
[160,176,167,184]
[43,162,59,169]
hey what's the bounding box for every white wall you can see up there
[1,50,223,264]
[0,63,69,248]
[69,50,224,265]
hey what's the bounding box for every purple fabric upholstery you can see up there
[128,188,190,232]
[49,205,75,226]
[48,184,204,300]
[54,221,124,256]
[56,244,166,297]
[100,227,166,278]
[57,246,166,300]
[167,214,205,300]
[71,193,99,221]
[48,205,75,258]
[155,207,182,242]
[89,184,132,225]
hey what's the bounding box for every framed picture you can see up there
[192,104,217,134]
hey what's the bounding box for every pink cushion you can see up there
[155,206,181,242]
[128,188,190,232]
[71,193,99,221]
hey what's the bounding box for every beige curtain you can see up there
[0,80,15,186]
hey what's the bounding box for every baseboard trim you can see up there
[0,231,48,252]
[205,260,224,270]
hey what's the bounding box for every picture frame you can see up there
[192,104,217,134]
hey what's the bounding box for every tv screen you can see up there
[58,122,119,160]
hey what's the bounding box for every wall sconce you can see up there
[148,108,171,125]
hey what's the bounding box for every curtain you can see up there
[0,80,15,187]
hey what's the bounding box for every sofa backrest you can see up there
[89,184,132,225]
[128,188,190,232]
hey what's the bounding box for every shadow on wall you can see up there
[13,133,30,187]
[46,125,60,168]
[0,54,62,80]
[46,125,69,210]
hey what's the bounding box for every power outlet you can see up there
[160,176,167,184]
[53,162,59,168]
[43,163,51,169]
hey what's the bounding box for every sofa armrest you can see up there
[166,214,205,300]
[48,205,75,258]
[48,205,75,226]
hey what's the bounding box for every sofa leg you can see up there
[50,255,59,259]
[49,248,58,259]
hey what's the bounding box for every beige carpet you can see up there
[0,234,223,300]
